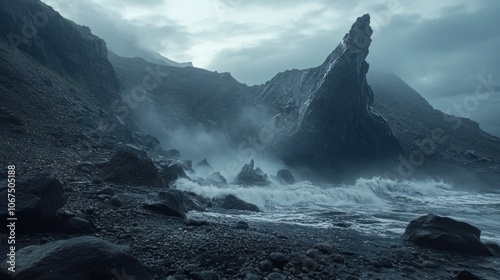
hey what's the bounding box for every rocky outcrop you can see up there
[403,214,493,256]
[100,149,163,186]
[0,236,152,280]
[257,14,399,177]
[0,173,65,233]
[234,159,270,186]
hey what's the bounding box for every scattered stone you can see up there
[94,186,114,196]
[455,270,480,280]
[61,216,93,234]
[422,260,438,268]
[185,219,209,227]
[378,259,392,268]
[315,243,334,254]
[107,195,122,207]
[0,236,152,280]
[101,149,162,186]
[303,258,318,271]
[259,260,273,272]
[276,169,295,184]
[201,270,219,280]
[333,255,345,263]
[234,221,249,230]
[306,249,321,259]
[267,272,286,280]
[403,214,493,256]
[269,252,287,264]
[74,162,96,174]
[244,272,260,280]
[218,194,260,212]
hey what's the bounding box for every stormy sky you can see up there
[42,0,500,136]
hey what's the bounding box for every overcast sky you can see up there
[42,0,500,136]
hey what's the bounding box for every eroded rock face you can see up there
[0,236,152,280]
[403,214,493,256]
[257,14,400,177]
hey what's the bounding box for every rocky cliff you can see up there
[0,0,118,102]
[256,15,400,178]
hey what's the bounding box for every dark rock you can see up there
[162,164,188,186]
[306,249,321,259]
[276,169,295,184]
[269,252,287,264]
[143,192,186,219]
[201,270,220,280]
[455,270,480,280]
[234,221,249,230]
[107,195,122,207]
[186,219,209,226]
[267,272,286,280]
[234,159,270,186]
[101,149,162,186]
[207,172,227,184]
[94,186,114,196]
[303,258,318,271]
[0,173,66,233]
[75,162,97,174]
[403,214,493,256]
[332,255,345,263]
[244,273,260,280]
[259,260,273,272]
[167,275,189,280]
[345,276,359,280]
[183,264,201,273]
[60,217,93,234]
[314,243,334,254]
[0,236,152,280]
[190,272,204,280]
[218,194,260,212]
[159,189,210,212]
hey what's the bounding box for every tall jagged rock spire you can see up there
[257,14,400,179]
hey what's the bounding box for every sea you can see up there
[174,177,500,245]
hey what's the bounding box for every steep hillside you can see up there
[0,0,137,176]
[369,71,500,189]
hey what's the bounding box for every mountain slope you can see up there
[369,70,500,189]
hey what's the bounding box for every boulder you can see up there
[143,192,186,219]
[276,169,295,184]
[234,159,270,186]
[219,194,259,212]
[403,214,493,256]
[455,270,480,280]
[0,236,152,280]
[0,173,66,233]
[101,149,162,186]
